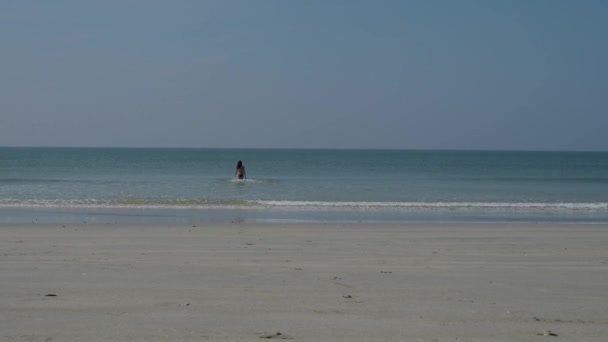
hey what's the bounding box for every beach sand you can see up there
[1,222,607,341]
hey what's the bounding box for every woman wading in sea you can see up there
[235,160,246,180]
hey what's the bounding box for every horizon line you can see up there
[0,145,606,153]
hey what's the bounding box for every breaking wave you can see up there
[0,198,606,211]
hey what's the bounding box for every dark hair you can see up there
[236,160,243,169]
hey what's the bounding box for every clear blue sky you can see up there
[1,0,606,150]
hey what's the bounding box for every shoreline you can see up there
[2,206,608,225]
[2,222,607,341]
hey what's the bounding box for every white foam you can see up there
[255,200,608,210]
[0,198,606,211]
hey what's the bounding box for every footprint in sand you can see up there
[259,332,293,339]
[342,294,362,303]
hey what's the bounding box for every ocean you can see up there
[1,147,607,223]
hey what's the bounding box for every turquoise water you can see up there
[1,147,607,223]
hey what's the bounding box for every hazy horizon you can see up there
[2,145,607,153]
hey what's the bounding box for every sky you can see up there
[0,0,606,150]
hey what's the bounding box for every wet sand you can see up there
[1,223,607,341]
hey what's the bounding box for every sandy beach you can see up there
[1,222,607,341]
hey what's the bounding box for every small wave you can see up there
[0,199,606,211]
[463,177,608,184]
[256,201,608,210]
[0,198,253,209]
[225,178,279,184]
[0,178,121,184]
[0,178,69,183]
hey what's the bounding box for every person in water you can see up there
[235,160,246,180]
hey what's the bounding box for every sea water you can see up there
[1,147,607,223]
